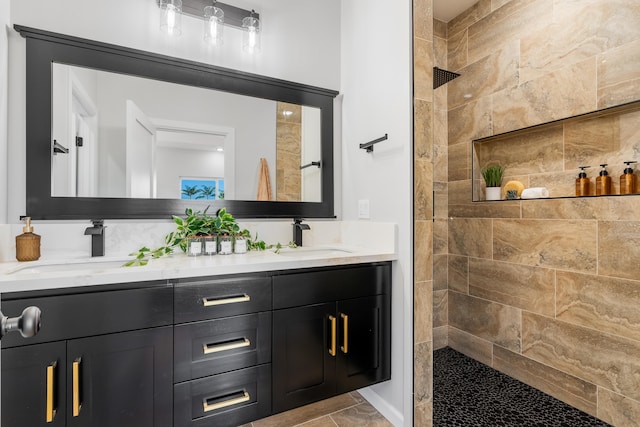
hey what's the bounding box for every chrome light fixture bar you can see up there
[158,0,259,30]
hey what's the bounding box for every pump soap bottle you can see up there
[620,161,637,195]
[596,164,612,196]
[16,217,41,261]
[575,166,591,197]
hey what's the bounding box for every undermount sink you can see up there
[6,258,129,275]
[275,247,353,258]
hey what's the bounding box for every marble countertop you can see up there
[0,244,396,294]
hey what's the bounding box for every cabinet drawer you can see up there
[1,283,173,348]
[174,364,271,427]
[174,312,271,382]
[273,263,391,309]
[175,275,271,323]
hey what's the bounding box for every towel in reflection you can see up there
[257,158,273,201]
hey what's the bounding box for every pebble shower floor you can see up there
[433,347,612,426]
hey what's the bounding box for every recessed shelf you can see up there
[472,99,640,202]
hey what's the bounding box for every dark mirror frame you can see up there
[16,25,338,220]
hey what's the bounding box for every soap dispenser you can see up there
[595,164,612,196]
[575,166,591,197]
[16,217,41,262]
[620,161,637,195]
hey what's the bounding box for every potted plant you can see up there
[481,164,505,201]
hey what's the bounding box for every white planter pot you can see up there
[485,186,501,201]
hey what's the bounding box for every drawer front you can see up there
[175,275,271,323]
[174,312,271,382]
[1,283,174,348]
[273,262,392,309]
[174,364,271,427]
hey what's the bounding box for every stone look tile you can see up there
[448,41,519,111]
[522,196,640,221]
[414,401,433,427]
[448,218,493,258]
[447,28,468,72]
[432,219,448,255]
[447,0,491,39]
[598,39,640,108]
[298,417,337,427]
[493,219,597,272]
[252,393,358,427]
[433,253,448,291]
[468,0,551,66]
[448,94,493,146]
[474,124,564,176]
[526,170,581,198]
[433,289,448,328]
[449,291,521,352]
[413,0,433,41]
[414,341,433,404]
[331,402,393,427]
[448,180,522,219]
[414,220,433,283]
[521,0,640,84]
[522,312,640,402]
[414,99,433,160]
[448,255,469,294]
[469,258,555,316]
[433,326,448,350]
[492,346,599,417]
[434,19,447,39]
[564,114,622,170]
[598,388,640,427]
[448,142,470,182]
[448,326,493,365]
[414,37,434,101]
[415,159,433,221]
[557,271,640,343]
[492,58,597,134]
[599,221,640,280]
[491,0,513,11]
[433,184,448,219]
[414,280,433,344]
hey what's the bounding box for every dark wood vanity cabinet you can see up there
[1,262,391,426]
[271,263,391,413]
[1,283,174,427]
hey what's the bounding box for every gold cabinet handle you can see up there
[340,313,349,354]
[203,391,250,413]
[72,358,82,417]
[329,315,337,356]
[46,362,57,423]
[203,338,251,354]
[202,294,250,307]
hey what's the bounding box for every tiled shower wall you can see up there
[438,0,640,426]
[413,0,434,425]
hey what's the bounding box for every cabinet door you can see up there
[336,295,391,393]
[66,326,173,427]
[2,341,67,426]
[272,303,336,413]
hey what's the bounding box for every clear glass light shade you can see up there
[204,5,224,45]
[160,0,182,36]
[242,16,260,53]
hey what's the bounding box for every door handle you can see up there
[328,315,337,356]
[46,361,57,423]
[203,391,250,412]
[202,294,250,307]
[340,313,349,354]
[203,338,251,354]
[72,358,82,417]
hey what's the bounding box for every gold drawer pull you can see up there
[203,338,251,354]
[46,362,57,423]
[329,315,337,356]
[340,313,349,354]
[72,358,82,417]
[203,391,250,413]
[202,294,250,307]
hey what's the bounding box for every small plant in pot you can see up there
[481,164,505,200]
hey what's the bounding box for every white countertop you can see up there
[0,244,396,294]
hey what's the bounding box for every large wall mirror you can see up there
[17,25,338,219]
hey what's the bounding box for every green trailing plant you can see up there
[481,164,505,187]
[124,207,293,266]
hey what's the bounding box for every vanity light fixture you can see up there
[156,0,260,53]
[159,0,183,36]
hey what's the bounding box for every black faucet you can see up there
[84,220,106,257]
[293,219,310,247]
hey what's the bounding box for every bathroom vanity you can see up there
[0,252,392,427]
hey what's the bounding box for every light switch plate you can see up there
[358,199,370,219]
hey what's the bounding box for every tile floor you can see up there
[241,391,393,427]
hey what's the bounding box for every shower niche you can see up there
[472,100,640,201]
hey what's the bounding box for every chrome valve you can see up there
[0,306,42,339]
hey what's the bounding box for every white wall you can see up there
[0,4,9,224]
[341,1,413,425]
